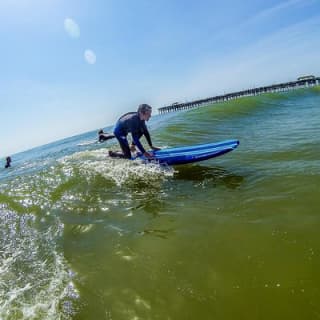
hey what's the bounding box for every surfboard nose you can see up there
[230,140,240,149]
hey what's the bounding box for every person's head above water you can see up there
[138,104,152,121]
[98,129,104,135]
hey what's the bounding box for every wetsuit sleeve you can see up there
[132,134,146,154]
[130,115,151,154]
[142,123,153,147]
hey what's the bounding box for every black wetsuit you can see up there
[99,133,115,142]
[113,112,153,158]
[5,157,11,168]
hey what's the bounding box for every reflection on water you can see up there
[174,164,244,189]
[139,228,175,239]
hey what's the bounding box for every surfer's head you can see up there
[138,104,152,121]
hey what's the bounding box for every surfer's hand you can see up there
[143,151,153,159]
[151,146,161,151]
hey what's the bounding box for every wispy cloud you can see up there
[209,0,317,45]
[155,15,320,105]
[247,0,311,23]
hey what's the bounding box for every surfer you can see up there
[5,156,11,168]
[98,129,115,142]
[109,104,160,159]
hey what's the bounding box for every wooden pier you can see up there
[158,76,320,114]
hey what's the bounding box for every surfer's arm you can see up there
[132,134,146,154]
[142,123,160,150]
[99,134,115,142]
[132,134,154,158]
[105,134,115,140]
[143,126,153,147]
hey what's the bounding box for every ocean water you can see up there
[0,87,319,319]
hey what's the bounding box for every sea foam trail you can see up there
[59,149,174,187]
[0,209,78,319]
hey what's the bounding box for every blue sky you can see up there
[1,0,320,156]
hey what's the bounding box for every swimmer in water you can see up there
[98,129,115,142]
[5,156,11,168]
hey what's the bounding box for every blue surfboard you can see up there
[136,139,239,165]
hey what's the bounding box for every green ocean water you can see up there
[0,87,319,319]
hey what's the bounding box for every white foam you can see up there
[77,139,97,146]
[60,149,174,187]
[0,210,78,319]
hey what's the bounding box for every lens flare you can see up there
[64,18,80,38]
[84,49,96,64]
